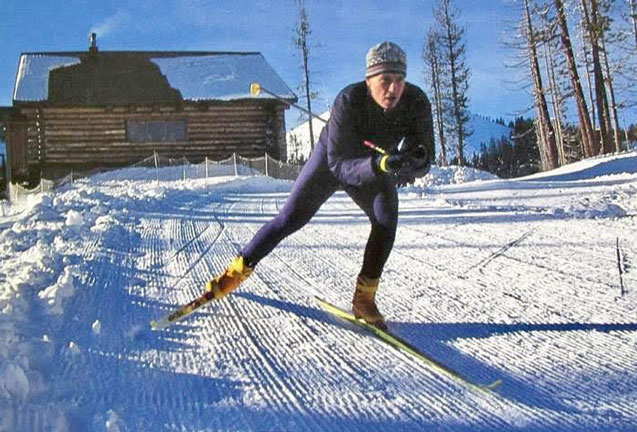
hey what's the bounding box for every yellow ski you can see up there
[150,290,216,330]
[314,296,502,392]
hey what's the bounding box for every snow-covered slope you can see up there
[286,111,329,161]
[463,114,512,158]
[0,152,636,431]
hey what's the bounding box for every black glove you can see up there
[374,152,412,174]
[405,146,431,178]
[374,145,431,186]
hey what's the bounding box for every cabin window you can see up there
[127,119,187,142]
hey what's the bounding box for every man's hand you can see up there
[374,145,431,185]
[406,145,431,178]
[375,153,412,174]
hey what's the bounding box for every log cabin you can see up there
[4,36,297,185]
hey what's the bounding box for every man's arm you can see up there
[404,89,435,161]
[326,92,379,187]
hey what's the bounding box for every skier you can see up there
[206,41,434,330]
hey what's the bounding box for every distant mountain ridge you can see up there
[286,111,512,162]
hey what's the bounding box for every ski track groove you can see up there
[203,236,323,432]
[392,217,634,324]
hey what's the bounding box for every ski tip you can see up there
[482,379,503,391]
[491,379,503,389]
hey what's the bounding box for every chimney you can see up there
[89,33,98,53]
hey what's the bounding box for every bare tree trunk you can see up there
[525,0,559,170]
[437,0,471,166]
[543,40,566,165]
[631,0,637,50]
[579,15,597,131]
[581,0,613,154]
[600,36,623,152]
[554,0,598,157]
[424,31,448,166]
[295,0,315,151]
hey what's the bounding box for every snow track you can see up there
[1,156,636,431]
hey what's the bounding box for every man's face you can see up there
[366,73,406,111]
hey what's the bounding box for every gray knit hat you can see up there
[365,41,407,78]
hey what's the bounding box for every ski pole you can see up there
[365,137,409,156]
[363,140,388,155]
[250,82,328,124]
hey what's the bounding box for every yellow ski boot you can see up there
[206,255,253,300]
[352,274,387,330]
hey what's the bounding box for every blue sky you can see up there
[2,0,535,127]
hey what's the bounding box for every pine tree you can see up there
[423,29,448,166]
[512,117,541,176]
[294,0,317,151]
[432,0,472,166]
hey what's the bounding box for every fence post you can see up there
[182,156,186,181]
[233,153,238,177]
[205,157,209,179]
[154,151,159,183]
[265,153,268,177]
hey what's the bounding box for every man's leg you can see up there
[346,179,398,329]
[241,152,339,267]
[208,148,339,300]
[347,178,399,278]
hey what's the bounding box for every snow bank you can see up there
[415,165,498,187]
[37,265,82,315]
[0,362,29,401]
[522,150,637,182]
[0,170,294,425]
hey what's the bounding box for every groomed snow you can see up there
[0,151,636,431]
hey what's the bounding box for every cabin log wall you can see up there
[17,101,288,177]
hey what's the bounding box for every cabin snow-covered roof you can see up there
[13,51,296,105]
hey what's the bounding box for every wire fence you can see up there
[8,152,302,201]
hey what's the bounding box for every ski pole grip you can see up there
[363,140,387,155]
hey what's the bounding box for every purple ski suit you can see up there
[241,81,434,278]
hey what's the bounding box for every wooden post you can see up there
[154,151,159,183]
[265,153,269,176]
[205,157,209,179]
[233,153,238,177]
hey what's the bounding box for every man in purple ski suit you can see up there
[206,41,434,329]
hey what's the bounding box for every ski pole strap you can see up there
[379,155,390,173]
